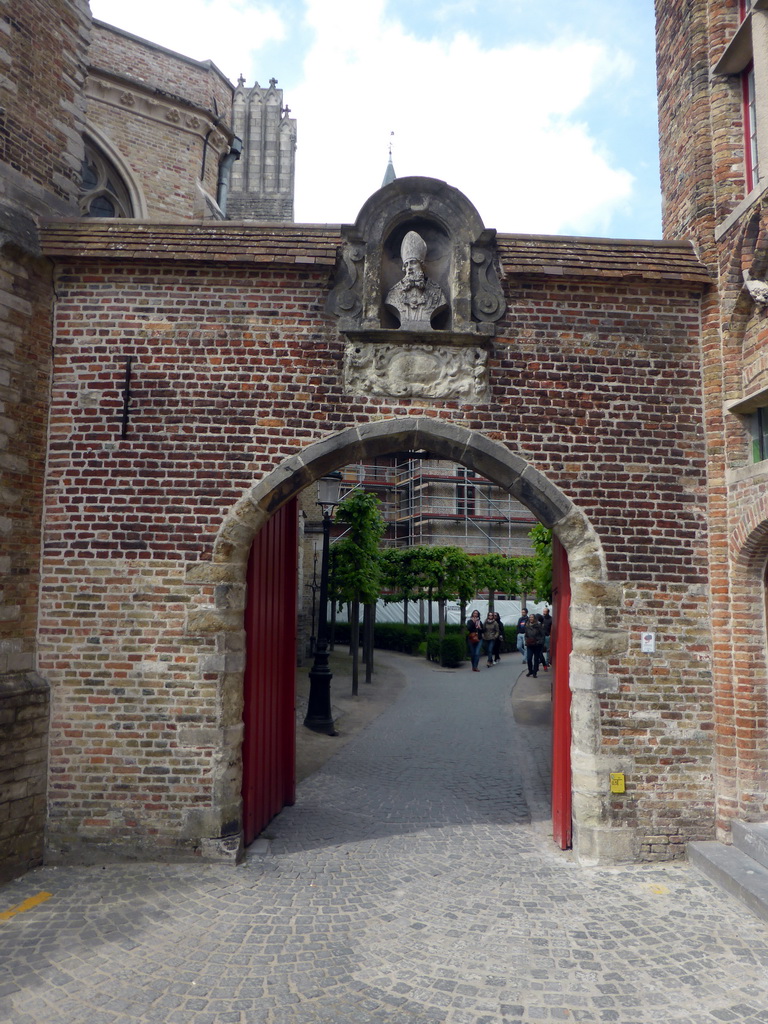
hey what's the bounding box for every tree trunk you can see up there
[403,597,408,626]
[351,598,360,696]
[426,588,433,659]
[488,587,495,612]
[364,601,374,684]
[459,599,467,626]
[438,598,446,641]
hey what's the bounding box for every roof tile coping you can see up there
[39,221,710,284]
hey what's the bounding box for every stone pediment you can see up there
[327,176,505,402]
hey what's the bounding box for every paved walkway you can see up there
[3,652,768,1024]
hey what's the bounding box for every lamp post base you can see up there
[304,649,337,736]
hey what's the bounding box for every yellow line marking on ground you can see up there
[0,891,52,921]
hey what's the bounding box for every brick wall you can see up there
[0,244,54,676]
[0,1,88,211]
[0,0,89,880]
[90,22,233,117]
[39,251,713,861]
[86,24,234,219]
[0,674,49,883]
[656,0,768,837]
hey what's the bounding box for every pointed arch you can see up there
[81,124,148,219]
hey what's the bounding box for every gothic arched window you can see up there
[79,141,133,218]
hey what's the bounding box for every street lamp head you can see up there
[317,471,343,515]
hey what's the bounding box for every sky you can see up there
[88,0,662,239]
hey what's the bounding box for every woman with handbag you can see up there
[466,609,483,672]
[482,612,500,668]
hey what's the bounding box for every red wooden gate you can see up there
[551,535,573,849]
[241,498,298,846]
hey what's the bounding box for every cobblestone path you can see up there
[2,653,768,1023]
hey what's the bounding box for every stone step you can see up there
[732,820,768,871]
[689,841,768,925]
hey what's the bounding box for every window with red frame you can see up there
[743,62,759,191]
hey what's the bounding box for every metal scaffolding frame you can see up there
[338,456,536,554]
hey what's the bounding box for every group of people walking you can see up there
[465,606,552,676]
[465,609,504,671]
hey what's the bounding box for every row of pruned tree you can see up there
[325,491,552,693]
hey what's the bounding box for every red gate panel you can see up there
[551,535,572,849]
[241,498,298,846]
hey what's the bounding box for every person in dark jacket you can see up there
[516,608,528,662]
[482,612,500,667]
[524,613,545,678]
[493,612,504,663]
[541,605,553,669]
[466,609,483,672]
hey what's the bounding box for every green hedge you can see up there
[426,634,467,668]
[332,622,424,654]
[331,621,514,658]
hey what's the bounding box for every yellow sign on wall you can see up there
[610,773,626,794]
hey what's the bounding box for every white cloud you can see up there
[292,4,635,234]
[89,0,285,83]
[88,0,639,235]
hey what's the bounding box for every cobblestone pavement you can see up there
[3,653,768,1024]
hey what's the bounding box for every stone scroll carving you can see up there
[343,340,488,402]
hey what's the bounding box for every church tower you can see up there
[227,77,297,222]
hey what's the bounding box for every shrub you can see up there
[331,622,351,646]
[426,634,466,668]
[373,622,424,654]
[331,621,424,654]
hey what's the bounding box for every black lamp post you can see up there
[307,551,319,656]
[304,472,343,735]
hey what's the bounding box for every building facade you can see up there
[656,0,768,838]
[2,0,768,878]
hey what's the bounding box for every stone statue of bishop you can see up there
[385,230,447,330]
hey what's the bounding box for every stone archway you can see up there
[201,417,628,865]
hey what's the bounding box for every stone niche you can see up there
[327,176,505,403]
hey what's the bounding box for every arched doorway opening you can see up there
[212,418,619,863]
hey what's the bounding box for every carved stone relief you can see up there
[328,177,504,403]
[326,176,506,337]
[343,339,488,402]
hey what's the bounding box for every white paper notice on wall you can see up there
[641,632,656,653]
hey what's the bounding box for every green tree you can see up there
[332,491,386,694]
[471,553,516,610]
[380,547,420,625]
[529,523,553,602]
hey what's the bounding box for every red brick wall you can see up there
[41,258,713,859]
[656,0,768,837]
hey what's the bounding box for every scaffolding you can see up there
[339,456,536,555]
